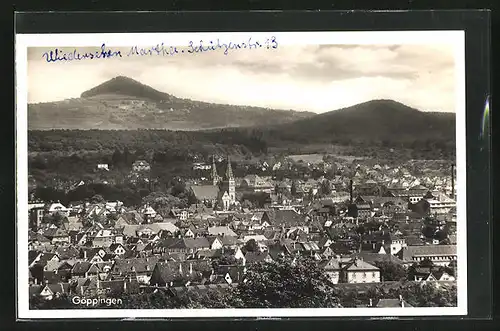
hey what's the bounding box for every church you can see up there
[190,155,236,211]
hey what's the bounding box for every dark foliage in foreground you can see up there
[30,257,457,309]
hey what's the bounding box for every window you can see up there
[362,272,366,279]
[372,272,376,278]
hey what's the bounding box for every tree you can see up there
[141,191,185,216]
[320,180,332,196]
[241,199,253,209]
[91,194,105,204]
[355,225,366,236]
[212,256,239,270]
[236,257,341,308]
[243,239,259,253]
[421,225,436,239]
[374,260,407,281]
[419,258,434,268]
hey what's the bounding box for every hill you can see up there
[262,100,456,148]
[28,76,314,130]
[80,76,177,102]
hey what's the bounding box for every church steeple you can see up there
[212,155,220,186]
[220,155,236,210]
[225,155,234,180]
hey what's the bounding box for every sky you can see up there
[27,43,458,113]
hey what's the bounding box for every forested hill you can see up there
[28,76,313,130]
[260,99,456,149]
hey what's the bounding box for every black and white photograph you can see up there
[16,31,466,318]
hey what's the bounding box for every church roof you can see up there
[191,185,219,201]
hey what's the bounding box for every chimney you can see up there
[179,263,183,274]
[369,298,373,307]
[189,263,193,275]
[349,179,353,204]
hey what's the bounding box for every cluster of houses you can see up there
[27,155,458,305]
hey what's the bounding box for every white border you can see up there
[16,31,467,319]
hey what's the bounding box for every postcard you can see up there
[16,30,466,319]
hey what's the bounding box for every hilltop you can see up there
[28,76,314,130]
[261,100,455,147]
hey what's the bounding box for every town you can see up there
[27,153,458,309]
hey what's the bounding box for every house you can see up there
[149,261,213,287]
[70,262,101,279]
[140,205,157,222]
[28,232,51,250]
[207,226,237,237]
[244,251,273,265]
[90,228,120,248]
[340,258,380,284]
[356,180,383,196]
[47,203,70,217]
[426,198,456,215]
[132,160,151,172]
[348,204,372,219]
[242,234,268,243]
[158,237,211,254]
[386,186,429,203]
[398,245,457,267]
[29,251,43,268]
[219,235,240,248]
[36,283,71,300]
[108,243,127,256]
[207,236,224,250]
[190,185,219,207]
[328,191,351,204]
[170,208,190,221]
[97,163,109,171]
[115,212,144,227]
[29,206,45,231]
[320,257,342,284]
[29,252,60,270]
[262,210,306,231]
[43,228,70,244]
[351,252,404,267]
[81,247,107,263]
[412,267,437,282]
[55,245,80,260]
[218,265,247,284]
[111,257,159,284]
[432,270,456,281]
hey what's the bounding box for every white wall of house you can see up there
[347,270,380,284]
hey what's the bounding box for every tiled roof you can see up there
[153,261,212,284]
[191,185,219,200]
[351,252,404,265]
[403,245,457,259]
[207,226,237,237]
[71,261,94,274]
[244,252,272,263]
[112,257,159,274]
[265,210,304,227]
[162,237,211,250]
[344,259,379,271]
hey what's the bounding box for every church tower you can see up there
[212,155,220,186]
[225,155,236,203]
